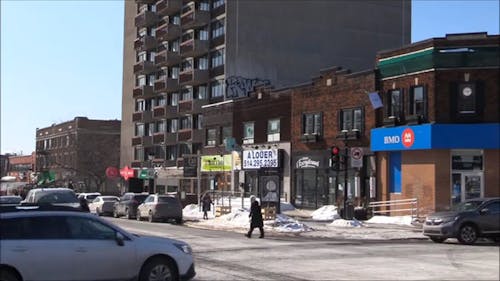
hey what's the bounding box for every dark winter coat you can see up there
[202,195,212,212]
[249,201,263,228]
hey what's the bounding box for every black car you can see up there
[20,188,83,211]
[113,193,149,219]
[423,197,500,244]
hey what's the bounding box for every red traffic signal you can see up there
[331,146,340,155]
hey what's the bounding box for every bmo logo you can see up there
[383,128,415,148]
[401,128,415,148]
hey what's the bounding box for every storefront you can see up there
[371,123,500,215]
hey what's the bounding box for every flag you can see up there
[368,92,383,109]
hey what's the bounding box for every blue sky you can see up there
[1,0,499,155]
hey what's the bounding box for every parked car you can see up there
[137,194,183,224]
[20,188,81,210]
[88,196,120,216]
[0,195,22,206]
[78,192,102,203]
[423,197,500,244]
[0,208,196,281]
[113,193,149,219]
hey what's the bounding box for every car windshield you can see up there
[36,191,79,204]
[102,197,118,202]
[452,200,484,212]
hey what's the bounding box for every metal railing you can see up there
[368,198,418,220]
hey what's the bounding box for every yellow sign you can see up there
[201,155,232,172]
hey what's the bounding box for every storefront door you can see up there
[462,172,483,200]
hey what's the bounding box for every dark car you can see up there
[423,197,500,244]
[113,193,149,219]
[20,188,82,210]
[0,195,22,206]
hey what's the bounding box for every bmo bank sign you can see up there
[243,149,279,169]
[384,128,415,148]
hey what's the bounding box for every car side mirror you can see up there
[115,232,125,246]
[479,208,489,215]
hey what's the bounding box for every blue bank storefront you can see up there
[370,123,499,215]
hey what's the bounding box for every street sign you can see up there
[138,169,154,179]
[350,147,364,168]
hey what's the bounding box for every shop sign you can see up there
[243,149,279,169]
[183,155,198,177]
[201,155,232,172]
[295,157,320,169]
[120,166,135,181]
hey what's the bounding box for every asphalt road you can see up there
[106,217,500,280]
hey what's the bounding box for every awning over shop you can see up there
[370,123,500,151]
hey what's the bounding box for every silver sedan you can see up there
[89,196,120,216]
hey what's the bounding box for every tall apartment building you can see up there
[36,117,121,193]
[121,0,411,192]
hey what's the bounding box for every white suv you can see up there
[0,209,196,281]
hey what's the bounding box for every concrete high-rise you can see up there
[120,0,411,192]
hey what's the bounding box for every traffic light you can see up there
[330,146,340,170]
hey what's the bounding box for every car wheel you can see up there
[140,257,177,281]
[148,211,155,223]
[430,237,446,243]
[113,209,119,218]
[457,224,478,245]
[0,269,21,281]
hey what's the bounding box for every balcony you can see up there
[153,133,165,144]
[134,35,157,52]
[177,130,192,142]
[131,136,153,146]
[133,60,156,75]
[154,76,180,93]
[153,105,178,118]
[133,85,154,98]
[181,10,210,30]
[135,10,158,28]
[132,110,153,123]
[157,0,182,16]
[156,22,181,42]
[180,39,209,58]
[165,132,177,144]
[179,69,209,86]
[135,0,156,4]
[178,100,192,114]
[155,49,181,67]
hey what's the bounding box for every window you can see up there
[170,39,180,52]
[222,126,232,144]
[197,56,209,70]
[387,89,403,118]
[210,80,224,98]
[409,86,426,117]
[458,83,476,114]
[206,128,217,146]
[137,51,147,63]
[302,113,322,135]
[198,1,209,11]
[180,116,192,130]
[154,145,165,159]
[169,15,180,25]
[169,93,179,106]
[135,124,145,137]
[66,217,115,240]
[212,0,224,8]
[194,114,203,129]
[156,121,165,133]
[243,122,254,144]
[155,96,166,107]
[211,20,225,38]
[211,48,224,68]
[181,59,193,72]
[146,123,155,136]
[197,26,209,41]
[267,119,280,142]
[167,119,178,133]
[340,108,363,132]
[170,66,179,79]
[166,145,177,160]
[181,87,193,101]
[135,147,144,161]
[194,85,207,99]
[137,75,146,87]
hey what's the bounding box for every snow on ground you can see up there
[183,198,425,240]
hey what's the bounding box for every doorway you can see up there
[451,172,483,206]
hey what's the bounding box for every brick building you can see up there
[290,67,377,210]
[35,117,121,193]
[370,33,500,216]
[121,0,411,193]
[6,153,36,183]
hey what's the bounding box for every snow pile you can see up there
[329,218,364,228]
[273,214,313,233]
[311,205,341,221]
[366,215,414,226]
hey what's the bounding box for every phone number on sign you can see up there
[243,159,278,168]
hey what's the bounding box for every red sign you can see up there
[105,167,119,179]
[119,166,135,181]
[401,128,415,148]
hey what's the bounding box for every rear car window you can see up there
[134,195,149,203]
[35,191,78,204]
[158,196,179,204]
[102,197,118,202]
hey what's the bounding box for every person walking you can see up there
[79,197,90,212]
[202,193,212,220]
[246,196,264,238]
